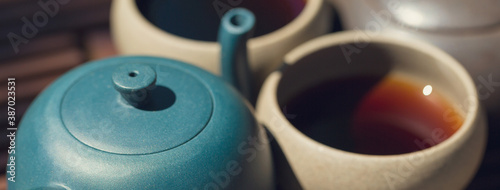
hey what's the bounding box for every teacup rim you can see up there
[120,0,324,48]
[271,31,480,158]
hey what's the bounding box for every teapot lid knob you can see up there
[112,64,157,107]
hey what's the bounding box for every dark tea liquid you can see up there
[284,75,463,155]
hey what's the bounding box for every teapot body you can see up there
[10,56,273,190]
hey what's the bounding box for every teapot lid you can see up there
[60,58,213,155]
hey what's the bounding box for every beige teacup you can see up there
[111,0,332,92]
[256,31,487,189]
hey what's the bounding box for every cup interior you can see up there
[276,40,474,155]
[136,0,306,41]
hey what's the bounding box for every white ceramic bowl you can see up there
[329,0,500,115]
[256,31,487,189]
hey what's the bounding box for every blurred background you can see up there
[0,0,498,189]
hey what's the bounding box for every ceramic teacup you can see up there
[329,0,500,116]
[111,0,332,93]
[256,31,487,189]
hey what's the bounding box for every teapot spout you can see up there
[218,8,255,100]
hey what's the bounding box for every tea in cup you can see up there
[256,31,487,189]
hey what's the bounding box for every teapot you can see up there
[9,9,274,190]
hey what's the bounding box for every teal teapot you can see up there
[9,9,273,190]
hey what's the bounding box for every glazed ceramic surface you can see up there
[10,56,273,190]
